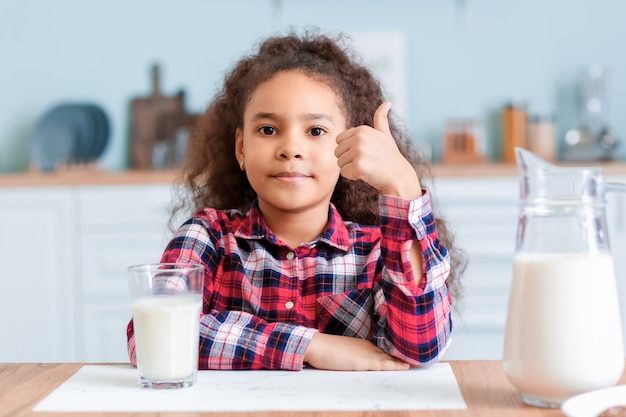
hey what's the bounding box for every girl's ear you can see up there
[235,128,245,168]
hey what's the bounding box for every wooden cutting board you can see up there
[129,64,197,170]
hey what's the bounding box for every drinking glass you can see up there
[128,263,204,389]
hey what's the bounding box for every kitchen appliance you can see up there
[562,65,618,161]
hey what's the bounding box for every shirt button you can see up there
[285,301,295,310]
[286,251,295,260]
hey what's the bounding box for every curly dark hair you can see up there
[172,30,465,302]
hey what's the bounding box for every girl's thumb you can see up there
[373,102,392,134]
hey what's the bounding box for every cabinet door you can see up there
[0,187,77,362]
[81,301,133,363]
[75,184,177,362]
[427,177,518,359]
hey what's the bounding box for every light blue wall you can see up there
[1,0,624,173]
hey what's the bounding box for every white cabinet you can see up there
[75,184,177,362]
[0,188,77,362]
[0,182,176,363]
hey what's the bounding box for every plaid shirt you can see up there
[127,190,451,370]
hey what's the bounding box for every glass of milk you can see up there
[128,263,204,389]
[503,148,625,408]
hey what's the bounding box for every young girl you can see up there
[127,31,463,371]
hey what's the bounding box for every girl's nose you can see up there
[277,134,303,160]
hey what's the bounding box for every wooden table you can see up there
[0,361,624,417]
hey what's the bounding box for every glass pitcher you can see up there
[503,147,625,408]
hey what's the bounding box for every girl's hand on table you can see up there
[304,332,410,371]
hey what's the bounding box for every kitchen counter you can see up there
[428,161,626,178]
[0,168,182,187]
[3,162,626,187]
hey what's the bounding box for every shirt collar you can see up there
[235,200,350,251]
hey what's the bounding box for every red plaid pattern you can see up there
[127,190,451,370]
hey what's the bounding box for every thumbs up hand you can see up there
[335,102,422,199]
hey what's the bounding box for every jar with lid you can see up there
[527,114,557,162]
[502,102,528,163]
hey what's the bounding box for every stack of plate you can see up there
[31,103,110,172]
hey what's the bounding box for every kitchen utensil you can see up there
[562,65,619,161]
[129,64,197,170]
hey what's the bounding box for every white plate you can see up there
[561,385,626,417]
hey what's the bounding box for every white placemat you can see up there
[34,363,466,412]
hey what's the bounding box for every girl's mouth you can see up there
[273,172,311,183]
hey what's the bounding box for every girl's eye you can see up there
[309,127,325,137]
[259,126,276,135]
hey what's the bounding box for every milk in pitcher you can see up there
[503,252,624,406]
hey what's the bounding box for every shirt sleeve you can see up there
[126,216,318,371]
[372,188,452,367]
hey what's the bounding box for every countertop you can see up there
[0,168,182,187]
[2,162,626,187]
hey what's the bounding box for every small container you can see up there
[528,114,557,162]
[441,118,486,164]
[502,102,528,163]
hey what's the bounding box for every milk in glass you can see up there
[133,294,202,381]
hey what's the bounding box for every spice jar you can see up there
[502,102,528,163]
[442,118,486,164]
[528,115,557,162]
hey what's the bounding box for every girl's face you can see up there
[236,70,346,217]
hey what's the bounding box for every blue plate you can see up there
[89,104,110,160]
[76,103,110,161]
[31,111,76,172]
[77,104,100,161]
[31,103,110,170]
[67,105,93,163]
